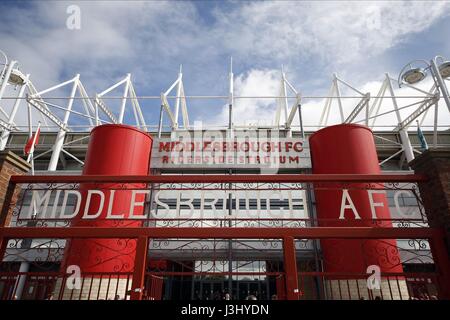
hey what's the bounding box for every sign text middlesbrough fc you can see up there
[152,136,311,169]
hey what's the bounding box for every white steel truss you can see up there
[0,51,449,171]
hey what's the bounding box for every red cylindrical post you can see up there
[64,124,152,273]
[309,124,402,274]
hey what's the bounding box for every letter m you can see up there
[159,142,171,152]
[289,156,299,163]
[28,190,52,218]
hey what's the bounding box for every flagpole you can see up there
[15,104,40,299]
[416,120,429,151]
[25,101,40,218]
[27,121,41,172]
[26,99,34,164]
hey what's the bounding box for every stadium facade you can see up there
[0,53,450,300]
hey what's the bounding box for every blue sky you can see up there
[0,1,449,130]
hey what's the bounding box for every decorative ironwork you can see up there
[2,238,65,272]
[7,179,427,228]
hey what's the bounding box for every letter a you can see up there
[339,189,361,220]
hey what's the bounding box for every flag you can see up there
[416,121,428,151]
[24,125,41,155]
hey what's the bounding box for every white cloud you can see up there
[212,1,450,66]
[0,1,203,89]
[4,1,448,91]
[221,69,280,126]
[0,1,449,131]
[0,1,201,126]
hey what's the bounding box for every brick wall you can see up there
[0,151,31,227]
[409,150,450,252]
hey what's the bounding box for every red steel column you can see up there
[429,230,450,300]
[283,236,299,300]
[309,124,402,274]
[64,124,153,273]
[130,236,149,300]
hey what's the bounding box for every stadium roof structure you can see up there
[0,50,449,171]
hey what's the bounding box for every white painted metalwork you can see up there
[228,57,234,138]
[160,65,189,133]
[0,50,449,171]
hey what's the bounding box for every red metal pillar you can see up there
[0,236,6,265]
[0,181,16,227]
[429,230,450,300]
[309,124,402,274]
[275,275,286,300]
[64,124,153,273]
[130,236,149,300]
[283,236,299,300]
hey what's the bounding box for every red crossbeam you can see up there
[9,173,427,184]
[0,226,440,239]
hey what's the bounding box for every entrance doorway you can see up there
[163,276,277,300]
[191,277,274,300]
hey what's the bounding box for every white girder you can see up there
[179,83,189,128]
[160,92,176,126]
[275,68,301,133]
[27,96,66,130]
[344,93,370,123]
[395,92,440,131]
[333,73,345,122]
[0,72,29,149]
[319,82,335,128]
[77,81,95,127]
[0,118,12,131]
[118,74,131,123]
[129,82,147,129]
[96,75,138,124]
[368,79,388,128]
[26,81,51,128]
[94,97,118,124]
[98,77,129,96]
[275,67,289,127]
[286,95,301,128]
[161,66,190,130]
[0,50,449,172]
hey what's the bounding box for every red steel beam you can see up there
[0,227,439,239]
[429,236,450,299]
[130,236,149,300]
[9,173,427,184]
[283,236,300,300]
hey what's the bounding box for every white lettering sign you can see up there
[19,188,419,222]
